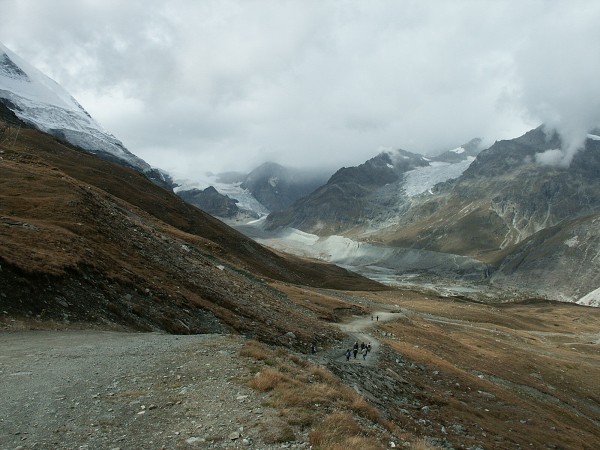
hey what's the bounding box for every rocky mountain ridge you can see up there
[265,138,483,235]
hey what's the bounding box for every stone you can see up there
[229,431,240,440]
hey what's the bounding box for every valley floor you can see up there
[1,290,599,449]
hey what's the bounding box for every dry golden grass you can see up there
[309,412,383,450]
[240,340,394,448]
[343,391,381,423]
[247,368,294,392]
[239,339,271,361]
[309,365,340,383]
[409,438,440,449]
[362,291,600,449]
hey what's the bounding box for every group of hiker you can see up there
[345,341,371,361]
[310,312,381,361]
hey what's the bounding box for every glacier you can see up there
[403,157,476,197]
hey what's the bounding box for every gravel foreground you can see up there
[0,331,304,450]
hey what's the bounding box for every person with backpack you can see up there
[345,349,351,361]
[352,341,359,359]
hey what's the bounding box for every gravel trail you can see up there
[0,330,305,449]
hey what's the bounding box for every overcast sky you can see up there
[2,0,600,178]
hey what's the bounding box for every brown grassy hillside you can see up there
[0,121,383,342]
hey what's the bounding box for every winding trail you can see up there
[330,311,402,366]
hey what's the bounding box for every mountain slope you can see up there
[0,122,383,342]
[491,212,600,301]
[381,128,600,259]
[262,130,600,302]
[265,141,481,235]
[177,186,242,218]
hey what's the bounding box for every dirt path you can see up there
[330,310,402,366]
[0,330,304,449]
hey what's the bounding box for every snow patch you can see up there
[450,147,465,154]
[564,236,579,248]
[587,134,600,141]
[386,163,394,169]
[577,287,600,307]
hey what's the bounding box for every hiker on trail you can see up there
[345,349,351,361]
[376,315,379,321]
[371,315,373,321]
[360,342,365,351]
[362,347,368,360]
[353,341,359,359]
[310,342,316,354]
[367,342,372,353]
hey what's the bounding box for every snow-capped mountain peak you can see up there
[0,42,150,172]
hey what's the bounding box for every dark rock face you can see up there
[461,127,561,180]
[0,99,27,126]
[240,162,330,212]
[177,186,240,218]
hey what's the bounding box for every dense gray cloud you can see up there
[1,0,599,178]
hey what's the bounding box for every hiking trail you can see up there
[328,310,402,366]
